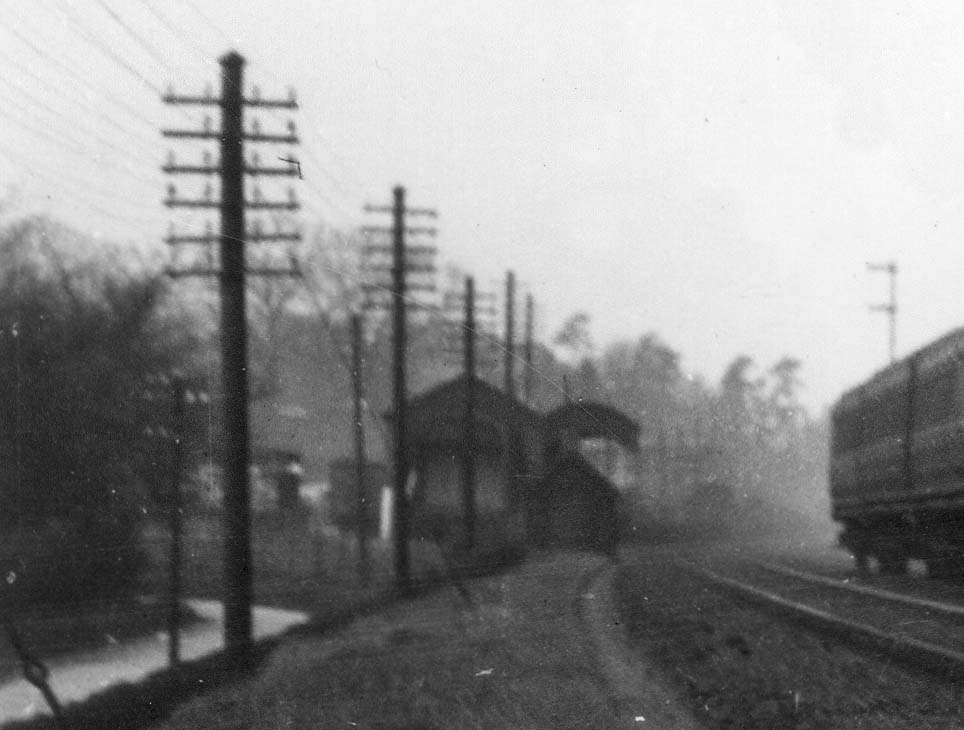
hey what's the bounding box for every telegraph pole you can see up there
[167,377,185,667]
[461,276,477,550]
[162,51,300,663]
[351,313,369,584]
[523,293,534,405]
[868,261,897,364]
[362,186,437,595]
[504,270,516,398]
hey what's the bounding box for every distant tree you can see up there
[0,216,196,604]
[553,312,593,362]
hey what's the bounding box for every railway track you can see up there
[684,555,964,678]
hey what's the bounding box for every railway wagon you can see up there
[831,327,964,576]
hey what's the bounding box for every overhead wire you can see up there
[171,1,370,207]
[0,43,158,149]
[0,73,164,177]
[52,0,164,96]
[92,0,173,70]
[0,14,158,129]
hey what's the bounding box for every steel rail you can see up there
[754,560,964,619]
[685,561,964,678]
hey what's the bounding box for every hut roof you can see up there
[545,401,640,451]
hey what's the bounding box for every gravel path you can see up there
[149,551,700,730]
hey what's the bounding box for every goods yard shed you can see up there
[398,376,639,556]
[398,375,545,552]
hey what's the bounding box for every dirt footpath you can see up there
[151,552,701,730]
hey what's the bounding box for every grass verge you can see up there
[615,544,964,729]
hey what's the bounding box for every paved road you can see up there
[0,600,307,724]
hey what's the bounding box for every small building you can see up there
[527,451,622,555]
[399,377,639,559]
[400,374,546,556]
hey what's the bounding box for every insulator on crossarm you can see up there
[287,87,297,104]
[252,119,262,136]
[204,183,212,200]
[204,83,213,101]
[251,152,261,168]
[253,186,263,202]
[205,220,213,237]
[166,151,175,167]
[203,150,212,167]
[252,219,263,239]
[167,222,175,239]
[167,183,177,200]
[203,116,212,133]
[251,85,261,101]
[287,120,296,136]
[288,187,297,205]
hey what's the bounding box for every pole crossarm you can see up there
[245,199,300,210]
[361,226,438,236]
[165,267,220,278]
[162,91,220,106]
[162,51,302,660]
[363,243,437,255]
[366,264,437,274]
[243,98,298,109]
[243,132,299,144]
[163,93,297,109]
[162,129,221,139]
[245,164,301,177]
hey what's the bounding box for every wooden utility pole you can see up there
[351,313,369,583]
[362,186,437,595]
[523,293,534,405]
[868,261,898,364]
[461,276,477,549]
[167,377,185,667]
[390,187,410,593]
[504,270,515,398]
[162,51,300,662]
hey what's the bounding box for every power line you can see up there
[0,44,157,148]
[0,73,161,171]
[138,0,218,65]
[181,0,233,47]
[52,0,164,96]
[93,0,173,70]
[0,15,158,128]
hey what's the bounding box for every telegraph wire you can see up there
[51,0,164,96]
[0,45,158,149]
[137,0,220,66]
[93,0,173,70]
[169,0,371,206]
[0,16,158,129]
[0,141,160,224]
[181,0,234,47]
[0,71,161,167]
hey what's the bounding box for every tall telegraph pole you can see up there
[504,270,516,398]
[523,293,534,406]
[362,186,437,594]
[868,261,898,364]
[163,51,300,663]
[351,313,369,583]
[461,276,477,549]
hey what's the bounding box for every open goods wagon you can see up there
[831,327,964,576]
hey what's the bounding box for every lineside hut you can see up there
[401,375,546,564]
[528,452,623,556]
[537,401,640,554]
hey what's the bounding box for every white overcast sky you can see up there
[4,0,964,412]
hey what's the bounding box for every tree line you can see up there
[0,213,831,606]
